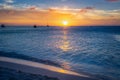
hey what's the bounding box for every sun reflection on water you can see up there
[59,29,72,51]
[61,61,71,70]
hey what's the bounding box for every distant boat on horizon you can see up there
[33,25,37,28]
[47,25,49,27]
[1,24,5,28]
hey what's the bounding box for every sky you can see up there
[0,0,120,26]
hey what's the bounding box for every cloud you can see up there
[106,0,120,2]
[4,0,14,3]
[0,0,14,9]
[47,7,77,15]
[26,6,39,10]
[0,4,13,9]
[79,7,94,14]
[48,7,58,12]
[0,6,120,26]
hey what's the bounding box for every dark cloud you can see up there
[79,7,94,14]
[48,8,57,12]
[28,6,37,10]
[85,7,94,9]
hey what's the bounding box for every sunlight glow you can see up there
[62,20,68,26]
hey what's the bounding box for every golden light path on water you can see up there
[59,30,71,51]
[53,27,75,71]
[59,28,72,52]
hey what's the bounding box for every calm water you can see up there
[0,26,120,79]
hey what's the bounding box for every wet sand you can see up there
[0,57,98,80]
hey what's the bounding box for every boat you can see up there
[47,25,49,27]
[33,25,37,28]
[1,24,5,28]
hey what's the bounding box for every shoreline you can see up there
[0,51,61,67]
[0,56,98,80]
[0,67,59,80]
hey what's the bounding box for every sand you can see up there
[0,56,98,80]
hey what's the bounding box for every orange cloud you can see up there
[0,7,120,26]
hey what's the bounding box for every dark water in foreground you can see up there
[0,26,120,79]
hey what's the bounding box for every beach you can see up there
[0,0,120,79]
[0,56,98,80]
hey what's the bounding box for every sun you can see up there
[62,20,68,26]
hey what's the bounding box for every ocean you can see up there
[0,26,120,80]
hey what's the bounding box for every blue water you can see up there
[0,26,120,79]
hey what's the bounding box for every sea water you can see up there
[0,26,120,79]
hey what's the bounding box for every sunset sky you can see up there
[0,0,120,26]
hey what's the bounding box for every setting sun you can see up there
[62,20,68,26]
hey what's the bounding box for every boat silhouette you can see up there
[47,25,49,27]
[33,25,37,28]
[1,24,5,28]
